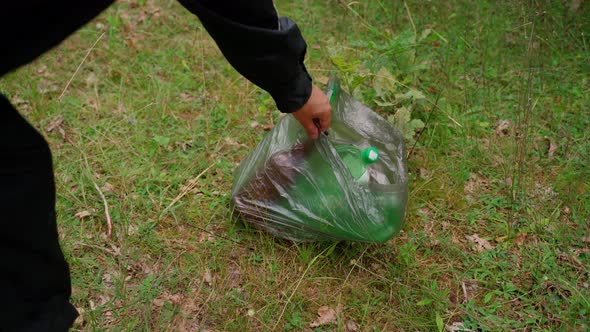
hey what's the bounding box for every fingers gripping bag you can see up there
[231,78,408,242]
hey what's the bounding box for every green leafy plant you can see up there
[328,28,436,144]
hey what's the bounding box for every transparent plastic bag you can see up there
[231,78,408,242]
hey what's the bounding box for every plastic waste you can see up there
[231,78,408,242]
[336,145,380,184]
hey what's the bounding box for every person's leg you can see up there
[0,94,77,331]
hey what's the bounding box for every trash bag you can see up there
[231,78,408,242]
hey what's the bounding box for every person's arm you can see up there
[176,0,331,138]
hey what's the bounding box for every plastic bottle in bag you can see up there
[232,77,407,242]
[335,145,380,184]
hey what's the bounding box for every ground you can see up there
[1,0,589,331]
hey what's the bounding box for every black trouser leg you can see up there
[0,95,77,331]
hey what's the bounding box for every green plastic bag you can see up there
[231,78,408,242]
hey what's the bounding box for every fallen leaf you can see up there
[101,182,114,192]
[466,233,493,252]
[461,280,478,302]
[495,119,511,136]
[169,293,182,305]
[250,121,260,128]
[247,309,255,317]
[548,139,558,158]
[179,92,197,102]
[98,294,110,305]
[127,224,138,236]
[46,116,65,132]
[75,210,92,219]
[153,298,165,307]
[531,182,558,201]
[85,72,98,87]
[202,270,212,286]
[570,0,583,12]
[446,321,472,332]
[38,78,59,94]
[346,320,359,331]
[224,137,247,148]
[464,172,491,201]
[505,176,513,186]
[310,305,337,327]
[198,232,215,243]
[581,236,590,244]
[419,168,432,179]
[102,273,113,288]
[417,207,431,217]
[227,266,242,288]
[516,233,527,246]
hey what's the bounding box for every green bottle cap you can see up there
[361,147,380,165]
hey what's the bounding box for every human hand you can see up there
[291,84,332,140]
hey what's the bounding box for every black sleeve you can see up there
[176,0,312,113]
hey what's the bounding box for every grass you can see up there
[1,0,589,331]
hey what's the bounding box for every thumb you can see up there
[302,119,319,139]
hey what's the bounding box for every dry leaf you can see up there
[464,172,491,201]
[516,233,527,246]
[102,273,113,288]
[247,309,255,317]
[466,233,493,252]
[202,270,212,286]
[75,210,92,219]
[98,294,110,305]
[250,121,260,128]
[101,182,115,193]
[310,305,337,327]
[505,176,513,186]
[346,320,359,331]
[419,168,432,179]
[570,0,583,12]
[46,116,65,132]
[153,298,165,307]
[38,78,59,94]
[85,72,98,87]
[495,119,511,136]
[169,293,182,305]
[224,137,247,148]
[36,64,49,76]
[548,140,558,158]
[127,224,138,236]
[179,92,197,102]
[227,266,242,288]
[461,280,478,302]
[446,321,472,332]
[198,232,215,243]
